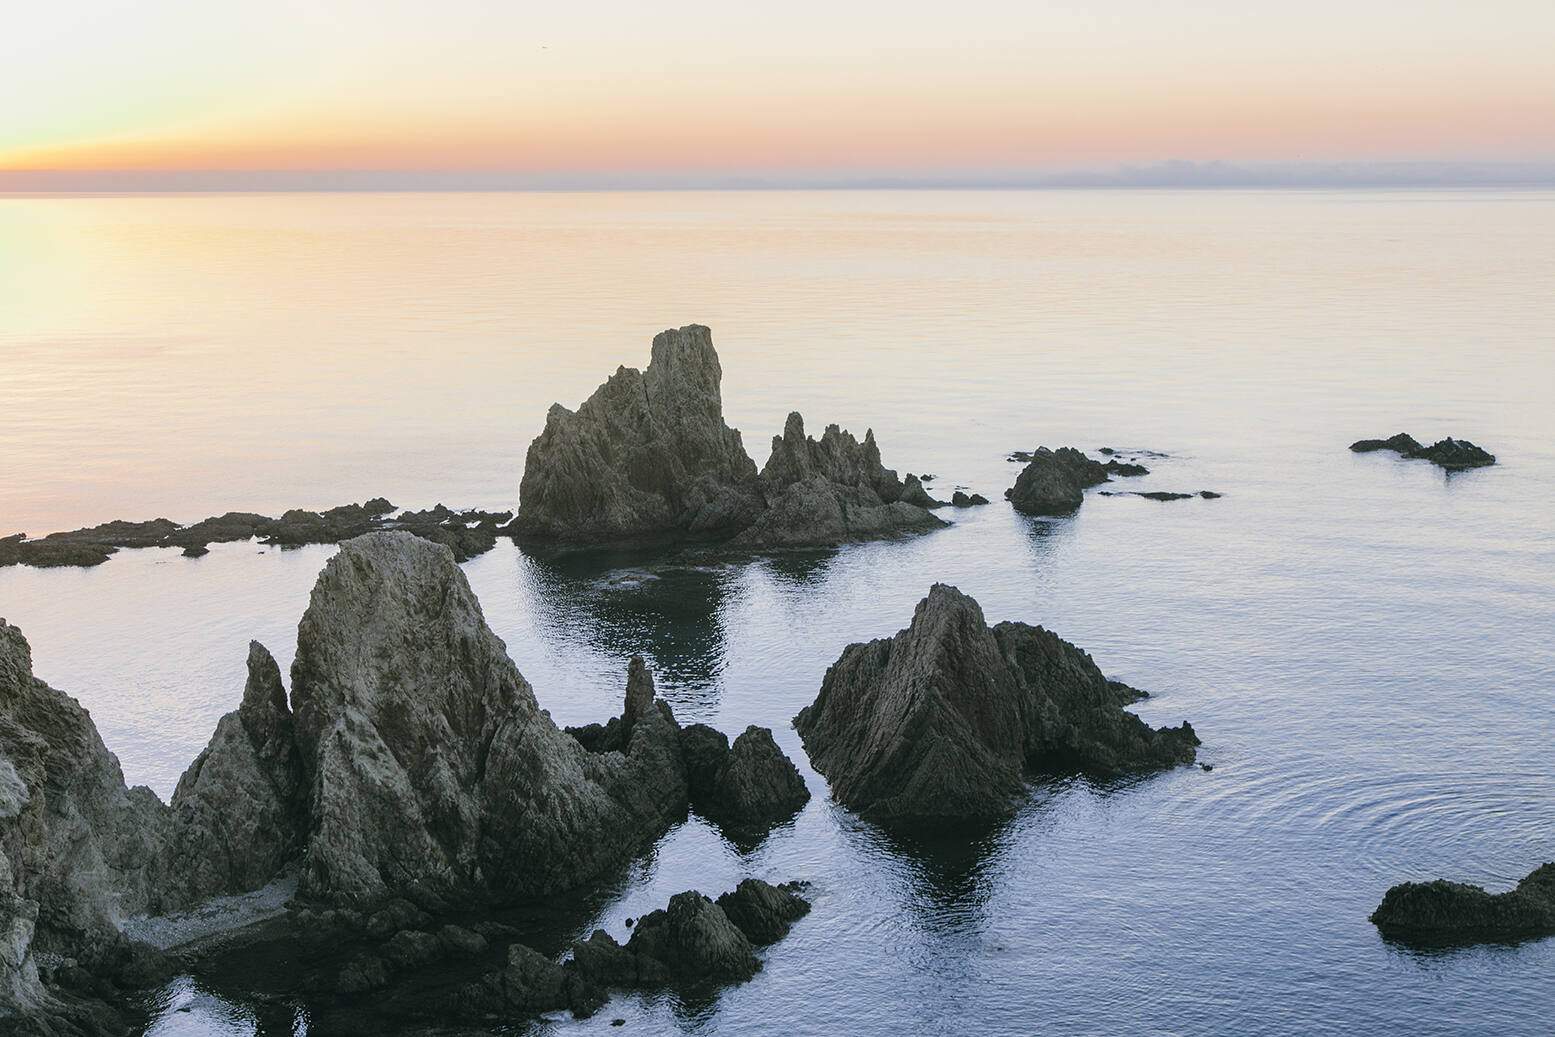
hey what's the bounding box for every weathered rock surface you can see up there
[678,724,810,831]
[733,412,947,548]
[0,620,179,1030]
[289,532,688,904]
[513,327,947,551]
[794,585,1199,824]
[169,642,307,903]
[512,324,764,545]
[1371,862,1555,942]
[950,491,990,507]
[1005,446,1147,516]
[1350,433,1497,470]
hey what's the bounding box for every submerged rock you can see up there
[1371,863,1555,942]
[1004,446,1146,516]
[1098,490,1222,502]
[512,324,764,546]
[1350,433,1497,470]
[793,585,1199,824]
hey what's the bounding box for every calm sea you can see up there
[1,189,1552,1035]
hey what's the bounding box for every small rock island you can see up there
[793,584,1199,825]
[1350,433,1496,470]
[1371,862,1555,943]
[512,325,949,550]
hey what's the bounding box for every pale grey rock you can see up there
[794,585,1200,824]
[289,532,688,904]
[170,642,306,902]
[513,324,764,545]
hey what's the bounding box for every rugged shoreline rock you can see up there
[794,585,1199,824]
[1004,446,1148,516]
[1350,433,1497,470]
[512,326,948,552]
[0,501,514,570]
[1371,862,1555,942]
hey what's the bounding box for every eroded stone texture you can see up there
[794,585,1199,824]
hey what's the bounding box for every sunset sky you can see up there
[4,0,1553,185]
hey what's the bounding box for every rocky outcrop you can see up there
[459,879,809,1020]
[0,501,515,570]
[512,324,765,546]
[1099,490,1223,501]
[794,585,1199,824]
[513,326,948,551]
[289,532,688,904]
[733,412,947,548]
[169,642,307,902]
[678,724,810,831]
[1004,446,1147,516]
[0,620,179,1029]
[950,491,990,507]
[1350,433,1497,470]
[1371,863,1555,942]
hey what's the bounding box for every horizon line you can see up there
[4,160,1555,193]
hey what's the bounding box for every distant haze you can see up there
[3,0,1553,187]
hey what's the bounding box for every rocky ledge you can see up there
[1004,447,1149,516]
[1371,862,1555,943]
[1,532,813,1031]
[512,325,949,551]
[1350,433,1496,470]
[0,500,512,570]
[793,584,1199,825]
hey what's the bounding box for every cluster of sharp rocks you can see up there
[0,326,1519,1032]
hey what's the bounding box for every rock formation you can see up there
[678,724,810,831]
[1371,862,1555,942]
[288,532,688,904]
[1004,447,1147,516]
[462,879,810,1019]
[513,326,948,551]
[732,412,947,547]
[511,324,765,545]
[794,585,1199,824]
[1350,433,1497,470]
[0,501,514,570]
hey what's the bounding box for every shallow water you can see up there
[1,189,1553,1035]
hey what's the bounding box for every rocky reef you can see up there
[794,584,1199,825]
[1098,490,1223,501]
[1350,433,1497,470]
[0,500,511,570]
[1004,446,1148,515]
[0,532,815,1031]
[512,325,948,551]
[1371,862,1555,943]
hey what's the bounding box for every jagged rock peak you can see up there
[794,585,1199,824]
[513,325,764,545]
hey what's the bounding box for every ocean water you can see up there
[1,189,1553,1035]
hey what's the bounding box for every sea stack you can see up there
[794,585,1199,824]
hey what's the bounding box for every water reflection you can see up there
[519,547,744,713]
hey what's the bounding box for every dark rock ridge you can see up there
[950,491,990,507]
[676,724,811,832]
[512,325,947,550]
[732,412,948,548]
[0,532,813,1029]
[1350,433,1496,470]
[1371,862,1555,942]
[1004,446,1149,516]
[458,879,810,1019]
[0,501,513,570]
[1098,490,1223,501]
[793,584,1199,824]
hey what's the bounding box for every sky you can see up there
[3,0,1553,187]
